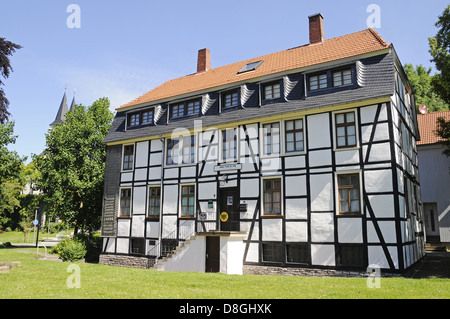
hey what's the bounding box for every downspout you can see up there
[158,133,165,258]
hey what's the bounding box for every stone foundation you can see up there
[99,254,155,269]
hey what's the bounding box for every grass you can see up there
[0,248,449,299]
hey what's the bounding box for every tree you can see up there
[429,5,450,105]
[35,98,114,233]
[403,63,448,112]
[0,38,22,123]
[0,121,26,229]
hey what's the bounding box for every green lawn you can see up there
[0,248,448,299]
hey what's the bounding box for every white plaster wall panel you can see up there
[117,219,130,237]
[201,129,219,145]
[201,162,216,176]
[361,123,390,144]
[239,123,258,140]
[308,149,332,167]
[240,178,259,198]
[360,104,378,124]
[311,244,335,266]
[286,221,308,242]
[135,141,149,167]
[240,200,257,220]
[131,215,145,237]
[241,221,258,240]
[104,238,115,253]
[199,201,216,214]
[261,157,281,173]
[368,195,395,218]
[285,198,307,220]
[262,218,282,241]
[163,185,178,214]
[148,167,161,180]
[240,139,258,157]
[240,161,258,172]
[146,221,160,238]
[158,236,206,273]
[337,218,363,243]
[363,142,391,162]
[116,238,129,254]
[368,246,390,269]
[164,168,178,179]
[132,186,147,215]
[335,149,359,165]
[225,239,246,275]
[284,155,306,169]
[150,139,163,152]
[367,220,397,243]
[179,220,195,239]
[311,213,334,242]
[310,174,334,211]
[134,168,147,181]
[364,169,393,193]
[181,166,196,178]
[146,239,159,255]
[149,153,162,166]
[162,215,177,238]
[285,175,307,197]
[121,172,133,182]
[307,113,331,149]
[245,243,259,263]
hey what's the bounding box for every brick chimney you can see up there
[309,13,324,44]
[197,48,211,73]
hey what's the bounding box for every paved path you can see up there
[405,251,450,279]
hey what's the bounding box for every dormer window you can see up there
[262,81,281,100]
[170,98,201,119]
[222,89,239,108]
[332,69,352,87]
[127,109,154,128]
[308,73,327,91]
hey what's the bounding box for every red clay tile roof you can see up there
[417,110,450,145]
[118,28,391,110]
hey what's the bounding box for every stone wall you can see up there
[99,254,155,269]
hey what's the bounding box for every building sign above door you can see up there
[214,163,242,172]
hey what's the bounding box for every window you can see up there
[238,60,263,74]
[337,173,361,215]
[335,112,357,148]
[166,135,195,165]
[170,99,201,119]
[285,119,304,153]
[263,178,281,215]
[223,90,239,108]
[222,129,237,161]
[309,73,327,91]
[338,245,365,267]
[123,145,134,171]
[120,188,131,217]
[262,243,283,262]
[263,82,281,100]
[262,123,280,155]
[181,185,195,218]
[182,135,195,164]
[148,187,161,218]
[286,244,309,264]
[333,69,352,87]
[127,110,154,127]
[131,238,145,255]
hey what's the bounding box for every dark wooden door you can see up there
[205,236,220,273]
[219,188,240,231]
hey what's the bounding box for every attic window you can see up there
[238,60,263,74]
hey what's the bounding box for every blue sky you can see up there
[1,0,448,163]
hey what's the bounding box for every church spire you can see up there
[50,90,69,127]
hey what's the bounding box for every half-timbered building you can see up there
[99,14,425,274]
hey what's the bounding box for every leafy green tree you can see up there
[429,5,450,106]
[0,38,22,123]
[0,121,26,229]
[35,98,114,233]
[403,63,448,112]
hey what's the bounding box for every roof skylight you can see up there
[238,60,263,74]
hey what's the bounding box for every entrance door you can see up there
[219,188,240,231]
[424,202,440,242]
[205,236,220,273]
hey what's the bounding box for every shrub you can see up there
[52,237,87,262]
